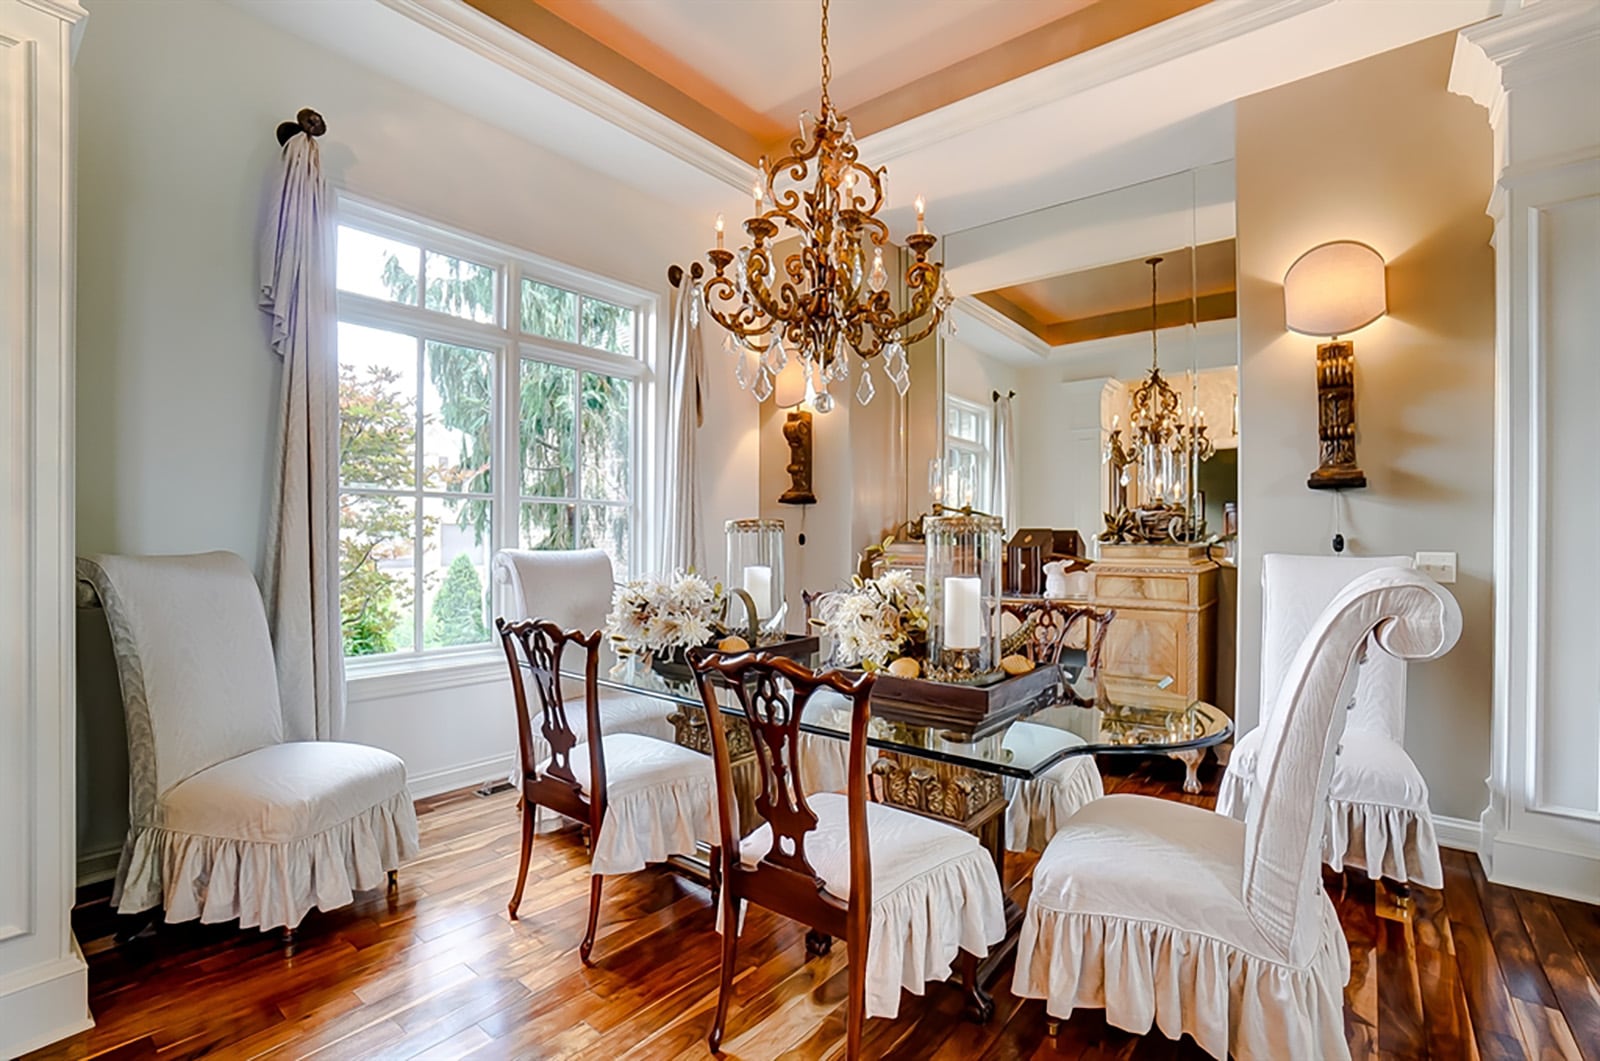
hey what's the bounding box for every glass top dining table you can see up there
[565,647,1232,782]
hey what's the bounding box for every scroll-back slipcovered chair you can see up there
[1218,554,1443,886]
[77,552,419,933]
[498,619,717,962]
[1012,568,1460,1061]
[691,651,1006,1058]
[493,548,676,751]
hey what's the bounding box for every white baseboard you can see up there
[1480,826,1600,905]
[0,945,93,1057]
[1432,814,1482,852]
[407,753,515,800]
[77,844,122,888]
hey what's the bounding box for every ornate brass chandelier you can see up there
[703,0,954,412]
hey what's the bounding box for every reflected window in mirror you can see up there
[944,396,991,510]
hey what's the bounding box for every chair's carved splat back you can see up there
[498,618,598,792]
[691,651,874,897]
[735,669,822,877]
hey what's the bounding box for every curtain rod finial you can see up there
[276,108,327,146]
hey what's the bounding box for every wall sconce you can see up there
[1283,240,1387,491]
[773,359,816,505]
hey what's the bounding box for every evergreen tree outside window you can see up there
[334,204,648,662]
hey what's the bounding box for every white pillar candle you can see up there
[742,565,773,621]
[943,576,982,650]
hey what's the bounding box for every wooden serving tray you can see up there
[869,664,1059,740]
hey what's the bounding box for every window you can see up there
[335,201,649,661]
[944,397,991,510]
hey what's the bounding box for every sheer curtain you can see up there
[990,390,1018,532]
[259,129,343,740]
[661,277,707,573]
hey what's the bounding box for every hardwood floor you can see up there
[29,759,1600,1061]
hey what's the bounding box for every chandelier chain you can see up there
[819,0,832,112]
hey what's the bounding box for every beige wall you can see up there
[1235,33,1495,822]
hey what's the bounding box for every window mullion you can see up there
[413,333,426,654]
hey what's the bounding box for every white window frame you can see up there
[944,395,992,510]
[333,192,657,678]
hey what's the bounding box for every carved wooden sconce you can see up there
[1284,240,1387,492]
[774,360,816,505]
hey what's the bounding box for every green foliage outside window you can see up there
[336,240,636,657]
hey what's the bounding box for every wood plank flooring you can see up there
[27,759,1600,1061]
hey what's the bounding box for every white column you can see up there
[0,0,92,1054]
[1450,0,1600,903]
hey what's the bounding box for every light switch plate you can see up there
[1415,551,1457,584]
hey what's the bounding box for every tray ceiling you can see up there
[463,0,1211,161]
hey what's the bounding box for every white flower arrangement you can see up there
[812,569,928,669]
[605,571,722,659]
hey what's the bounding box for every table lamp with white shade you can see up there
[1283,239,1387,491]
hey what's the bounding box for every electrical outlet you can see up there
[1415,551,1457,584]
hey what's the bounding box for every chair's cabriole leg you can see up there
[709,896,742,1053]
[508,798,537,920]
[579,873,604,965]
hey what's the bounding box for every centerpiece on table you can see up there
[604,571,755,681]
[810,568,929,677]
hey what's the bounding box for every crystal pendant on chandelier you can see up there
[734,347,752,389]
[699,0,947,404]
[812,387,835,414]
[855,364,875,405]
[752,367,774,403]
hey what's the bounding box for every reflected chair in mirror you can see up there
[494,548,678,750]
[1001,604,1115,852]
[1013,568,1460,1061]
[498,618,718,963]
[76,552,418,943]
[1217,555,1444,888]
[690,651,1007,1057]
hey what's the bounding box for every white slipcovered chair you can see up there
[493,548,677,751]
[1218,554,1443,887]
[76,551,419,934]
[1012,567,1460,1061]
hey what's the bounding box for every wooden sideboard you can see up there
[1091,543,1219,711]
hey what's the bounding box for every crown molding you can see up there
[16,0,86,24]
[952,296,1054,361]
[374,0,751,192]
[856,0,1334,164]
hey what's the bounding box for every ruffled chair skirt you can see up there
[1219,728,1443,888]
[1005,756,1105,852]
[1012,903,1351,1061]
[113,790,420,931]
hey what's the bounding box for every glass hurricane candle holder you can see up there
[725,518,786,641]
[923,511,1003,682]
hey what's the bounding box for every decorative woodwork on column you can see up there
[1450,0,1600,902]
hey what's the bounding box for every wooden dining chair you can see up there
[1002,603,1115,852]
[498,618,718,963]
[690,651,1006,1057]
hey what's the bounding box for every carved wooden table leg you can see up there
[1170,748,1206,794]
